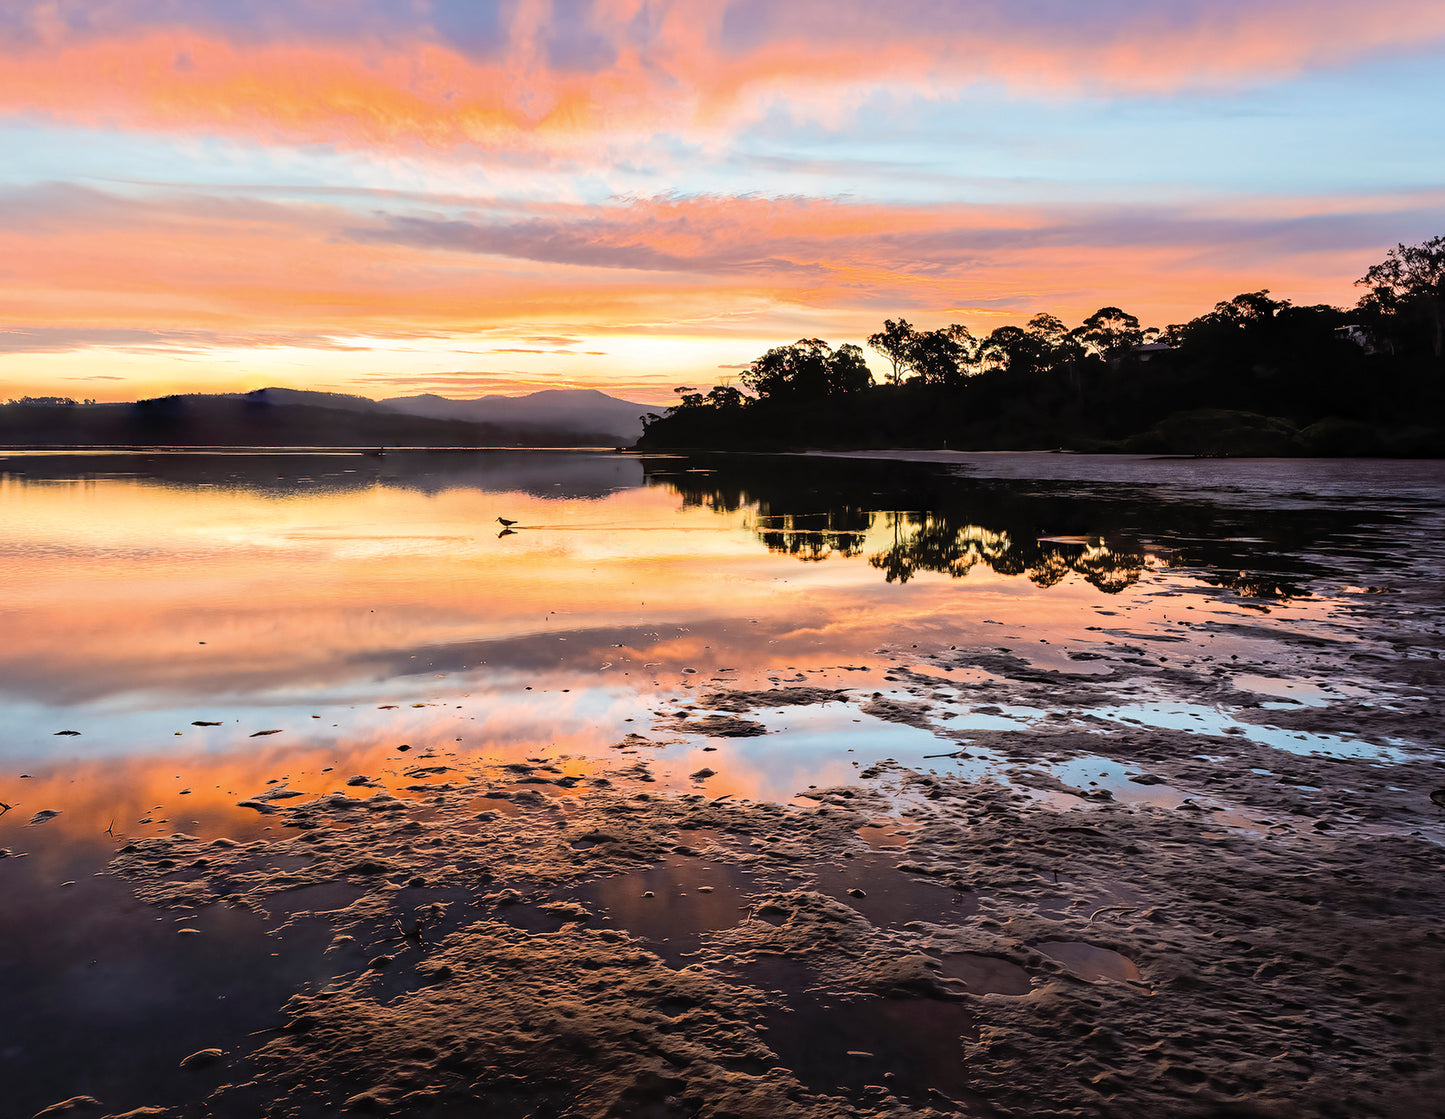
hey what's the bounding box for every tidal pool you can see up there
[2,449,1444,1118]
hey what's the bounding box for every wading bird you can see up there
[497,517,517,527]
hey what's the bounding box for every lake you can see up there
[3,449,1444,1118]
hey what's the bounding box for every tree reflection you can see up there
[641,453,1370,600]
[756,508,871,561]
[647,458,1148,593]
[867,514,1143,592]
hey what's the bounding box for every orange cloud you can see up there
[1,183,1423,332]
[0,3,1441,153]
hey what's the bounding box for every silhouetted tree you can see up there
[706,385,746,409]
[1172,291,1288,354]
[867,319,918,385]
[1074,306,1143,362]
[980,325,1051,376]
[1026,313,1070,356]
[830,343,875,394]
[741,338,873,400]
[910,325,975,386]
[1356,235,1445,360]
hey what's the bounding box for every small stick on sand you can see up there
[1086,905,1140,926]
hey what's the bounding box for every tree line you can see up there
[640,235,1445,456]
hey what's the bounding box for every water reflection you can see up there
[0,448,1422,742]
[871,518,1142,593]
[0,448,644,500]
[648,457,1153,590]
[643,452,1417,600]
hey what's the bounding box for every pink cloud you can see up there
[0,3,1440,152]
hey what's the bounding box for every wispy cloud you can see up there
[2,182,1438,360]
[0,324,374,355]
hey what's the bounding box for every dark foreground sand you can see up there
[54,598,1442,1119]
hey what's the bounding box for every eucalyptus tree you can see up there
[741,338,874,400]
[1073,306,1144,362]
[909,324,976,387]
[867,318,919,385]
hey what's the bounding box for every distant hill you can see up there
[382,388,656,444]
[0,387,656,447]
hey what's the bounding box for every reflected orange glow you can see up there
[0,450,1352,860]
[0,461,1288,714]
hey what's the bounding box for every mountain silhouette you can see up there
[382,388,653,443]
[0,387,655,447]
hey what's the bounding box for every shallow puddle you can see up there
[857,821,917,849]
[1085,702,1412,762]
[1232,674,1333,707]
[938,952,1033,996]
[1034,940,1142,984]
[812,854,978,927]
[760,984,983,1106]
[0,859,341,1119]
[558,856,766,963]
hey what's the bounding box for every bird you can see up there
[497,517,517,527]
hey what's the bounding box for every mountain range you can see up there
[0,387,662,448]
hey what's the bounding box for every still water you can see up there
[1,449,1442,831]
[2,448,1444,1115]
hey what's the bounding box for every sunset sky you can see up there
[1,1,1442,405]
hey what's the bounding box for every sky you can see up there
[0,0,1442,405]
